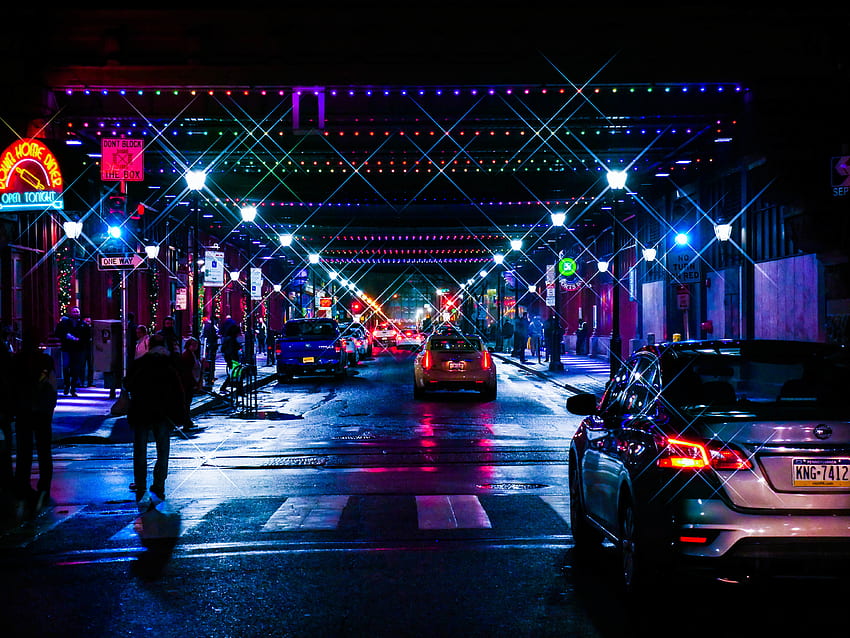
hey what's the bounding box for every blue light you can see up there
[675,232,689,245]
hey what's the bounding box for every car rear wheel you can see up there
[618,497,656,595]
[480,384,497,400]
[413,383,425,399]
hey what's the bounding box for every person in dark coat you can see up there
[0,338,15,511]
[500,319,514,354]
[55,306,89,396]
[512,313,529,363]
[12,335,57,517]
[218,315,241,392]
[124,334,186,503]
[178,337,202,430]
[156,316,181,355]
[201,316,218,387]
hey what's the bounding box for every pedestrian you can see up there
[576,319,589,356]
[55,306,89,396]
[501,319,514,354]
[179,337,203,430]
[125,312,137,372]
[134,324,150,359]
[201,316,218,386]
[544,313,564,364]
[219,314,241,392]
[82,316,95,386]
[124,334,186,505]
[529,315,544,362]
[513,313,529,363]
[156,316,181,355]
[12,334,57,518]
[0,336,14,515]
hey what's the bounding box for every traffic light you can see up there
[103,192,126,240]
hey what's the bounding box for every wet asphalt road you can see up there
[1,350,846,637]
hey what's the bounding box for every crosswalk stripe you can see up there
[261,496,349,531]
[539,495,571,525]
[415,495,492,530]
[108,497,224,542]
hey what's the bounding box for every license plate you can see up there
[302,356,315,364]
[792,458,850,487]
[448,361,465,371]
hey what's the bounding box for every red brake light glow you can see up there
[657,437,752,470]
[481,350,492,370]
[422,350,433,370]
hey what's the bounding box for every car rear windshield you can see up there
[284,321,336,338]
[430,337,482,352]
[662,345,850,418]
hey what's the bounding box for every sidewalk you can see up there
[51,354,280,444]
[491,349,610,397]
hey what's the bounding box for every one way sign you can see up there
[98,254,147,270]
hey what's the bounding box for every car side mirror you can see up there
[566,393,598,416]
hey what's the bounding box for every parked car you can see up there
[566,339,850,593]
[339,321,370,363]
[372,321,400,348]
[413,332,497,400]
[275,318,347,381]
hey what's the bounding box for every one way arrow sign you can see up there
[98,254,147,270]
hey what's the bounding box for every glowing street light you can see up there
[714,223,733,242]
[279,233,293,247]
[240,205,258,222]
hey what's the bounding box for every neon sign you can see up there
[0,138,64,211]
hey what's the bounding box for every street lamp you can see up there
[607,169,627,377]
[186,169,206,339]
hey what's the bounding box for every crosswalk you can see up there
[1,493,575,551]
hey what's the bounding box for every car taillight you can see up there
[481,351,492,370]
[657,437,752,470]
[422,351,433,370]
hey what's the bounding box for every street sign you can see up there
[203,250,225,286]
[250,267,263,300]
[557,257,578,277]
[668,250,701,284]
[677,286,690,309]
[98,254,146,270]
[101,138,144,182]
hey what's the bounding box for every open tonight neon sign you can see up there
[0,138,64,211]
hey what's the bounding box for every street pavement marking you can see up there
[262,496,349,531]
[0,505,86,549]
[540,495,571,524]
[109,497,224,542]
[416,495,492,530]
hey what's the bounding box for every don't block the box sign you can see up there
[0,138,65,212]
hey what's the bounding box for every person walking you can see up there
[134,325,150,359]
[201,316,218,387]
[55,306,88,396]
[12,335,57,518]
[179,337,203,431]
[500,319,514,354]
[124,334,186,505]
[0,338,14,517]
[218,315,241,393]
[513,313,529,363]
[576,319,589,356]
[529,315,544,362]
[156,316,181,355]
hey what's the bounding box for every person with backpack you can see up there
[123,334,186,505]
